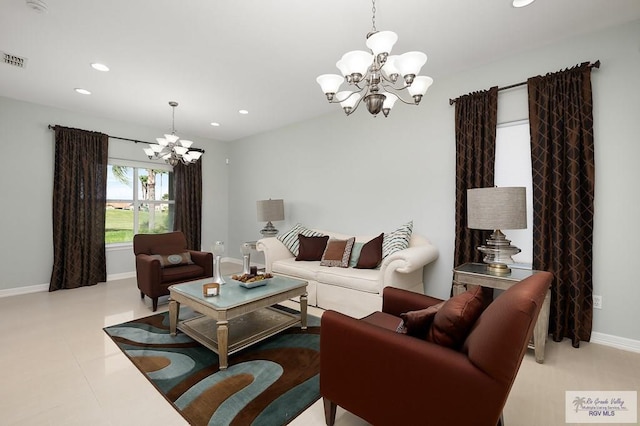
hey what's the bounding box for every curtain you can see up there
[453,87,499,267]
[528,62,595,348]
[50,126,108,291]
[173,160,203,250]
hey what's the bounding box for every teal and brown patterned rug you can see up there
[104,307,320,426]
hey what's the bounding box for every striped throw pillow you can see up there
[277,223,325,256]
[382,221,413,259]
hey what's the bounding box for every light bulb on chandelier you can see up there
[143,101,204,166]
[316,0,433,117]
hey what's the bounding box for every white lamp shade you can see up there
[467,187,527,230]
[256,199,285,222]
[156,137,168,146]
[341,50,373,76]
[164,134,179,144]
[317,74,344,94]
[188,151,203,160]
[365,30,398,56]
[174,146,188,155]
[336,91,361,109]
[180,140,193,148]
[143,147,154,156]
[151,144,163,153]
[182,153,192,162]
[395,51,427,77]
[381,55,400,78]
[382,92,398,109]
[407,76,434,96]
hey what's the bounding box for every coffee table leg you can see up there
[169,299,180,336]
[217,320,229,370]
[300,292,308,330]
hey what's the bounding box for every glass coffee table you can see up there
[168,275,308,370]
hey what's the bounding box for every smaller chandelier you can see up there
[316,0,433,117]
[143,101,203,166]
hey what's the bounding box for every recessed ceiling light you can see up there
[239,109,249,115]
[74,88,91,95]
[512,0,535,7]
[210,122,220,127]
[91,63,109,72]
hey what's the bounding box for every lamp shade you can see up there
[407,76,434,97]
[256,199,284,222]
[317,74,344,94]
[365,30,398,56]
[467,187,527,230]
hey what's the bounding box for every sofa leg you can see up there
[152,298,158,312]
[323,397,336,426]
[140,291,145,299]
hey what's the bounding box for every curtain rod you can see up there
[47,124,205,153]
[448,60,601,106]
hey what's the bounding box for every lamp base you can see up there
[477,229,521,275]
[260,221,279,238]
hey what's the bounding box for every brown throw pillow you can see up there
[355,233,383,269]
[399,302,445,339]
[296,235,329,261]
[320,237,356,267]
[427,285,486,350]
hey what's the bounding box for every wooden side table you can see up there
[453,263,551,363]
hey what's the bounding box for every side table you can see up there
[452,263,551,363]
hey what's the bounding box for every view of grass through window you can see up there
[105,164,174,244]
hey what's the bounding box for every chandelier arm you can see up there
[379,83,419,105]
[326,84,368,105]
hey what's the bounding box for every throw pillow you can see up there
[348,242,364,267]
[277,223,325,256]
[296,235,329,261]
[382,220,413,259]
[320,237,356,267]
[427,285,486,350]
[150,252,194,268]
[355,233,384,269]
[398,302,445,339]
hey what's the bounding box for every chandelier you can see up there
[316,0,433,117]
[143,101,203,166]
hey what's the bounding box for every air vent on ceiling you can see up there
[2,52,28,68]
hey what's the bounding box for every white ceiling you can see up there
[1,0,639,142]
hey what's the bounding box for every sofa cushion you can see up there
[160,264,206,283]
[150,252,194,268]
[296,235,329,261]
[427,286,486,350]
[272,258,321,281]
[317,267,380,293]
[399,302,445,339]
[355,233,383,269]
[278,223,325,256]
[321,237,355,267]
[382,221,413,259]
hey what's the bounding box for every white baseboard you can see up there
[107,271,136,281]
[0,283,49,298]
[590,332,640,353]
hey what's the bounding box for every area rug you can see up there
[104,306,320,426]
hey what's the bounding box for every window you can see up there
[105,161,175,244]
[495,120,533,267]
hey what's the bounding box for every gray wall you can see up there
[0,97,229,289]
[226,20,640,342]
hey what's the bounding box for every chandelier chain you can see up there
[371,0,377,32]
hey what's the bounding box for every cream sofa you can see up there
[256,229,439,318]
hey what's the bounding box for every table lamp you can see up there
[256,199,284,237]
[467,187,527,274]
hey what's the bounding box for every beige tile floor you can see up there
[1,264,638,426]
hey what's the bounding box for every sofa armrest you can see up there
[379,242,439,275]
[320,310,504,425]
[382,286,443,317]
[135,254,162,295]
[188,250,213,277]
[256,237,294,273]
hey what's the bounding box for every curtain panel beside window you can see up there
[173,161,203,251]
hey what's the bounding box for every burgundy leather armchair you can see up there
[320,271,553,426]
[133,232,213,311]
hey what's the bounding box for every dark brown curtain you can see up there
[528,62,595,347]
[454,87,498,267]
[173,161,203,250]
[50,126,108,291]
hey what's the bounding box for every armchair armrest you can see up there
[382,286,443,317]
[320,310,504,426]
[188,250,213,277]
[135,254,162,295]
[256,237,294,273]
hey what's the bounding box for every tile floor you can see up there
[1,266,639,425]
